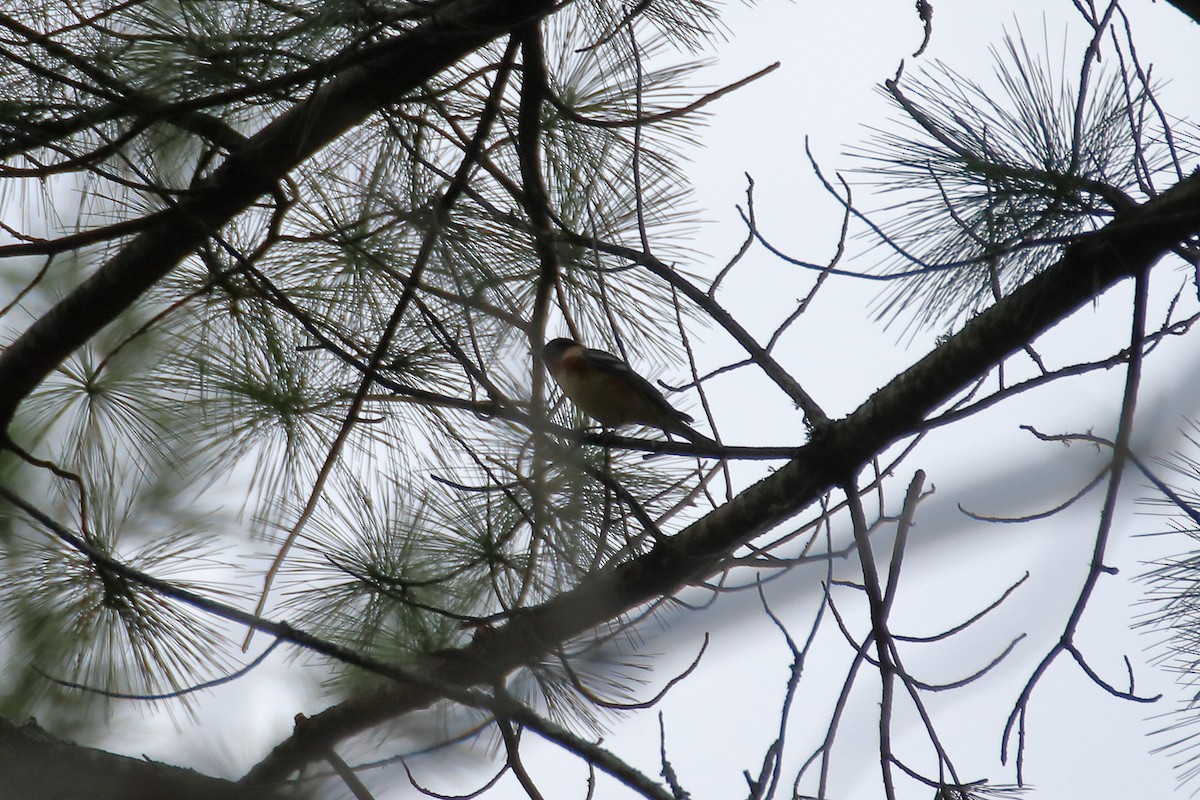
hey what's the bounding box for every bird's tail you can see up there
[665,418,718,450]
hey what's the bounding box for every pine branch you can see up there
[243,167,1200,787]
[0,0,566,430]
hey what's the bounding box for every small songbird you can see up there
[538,337,712,446]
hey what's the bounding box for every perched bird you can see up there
[538,337,712,446]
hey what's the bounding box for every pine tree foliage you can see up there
[0,0,725,762]
[854,32,1157,331]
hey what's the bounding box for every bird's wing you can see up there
[581,347,695,424]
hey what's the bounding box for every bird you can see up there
[537,337,712,446]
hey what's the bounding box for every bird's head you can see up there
[538,338,579,362]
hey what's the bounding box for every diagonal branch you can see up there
[242,167,1200,787]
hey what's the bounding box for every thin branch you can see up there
[658,714,690,800]
[959,466,1109,523]
[893,572,1030,643]
[547,62,779,129]
[844,482,898,800]
[492,688,676,800]
[35,641,284,702]
[1002,266,1154,777]
[1063,641,1160,703]
[495,718,547,800]
[556,634,709,711]
[324,747,378,800]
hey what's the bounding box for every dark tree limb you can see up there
[0,716,288,800]
[242,168,1200,787]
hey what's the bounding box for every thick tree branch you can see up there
[0,716,286,800]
